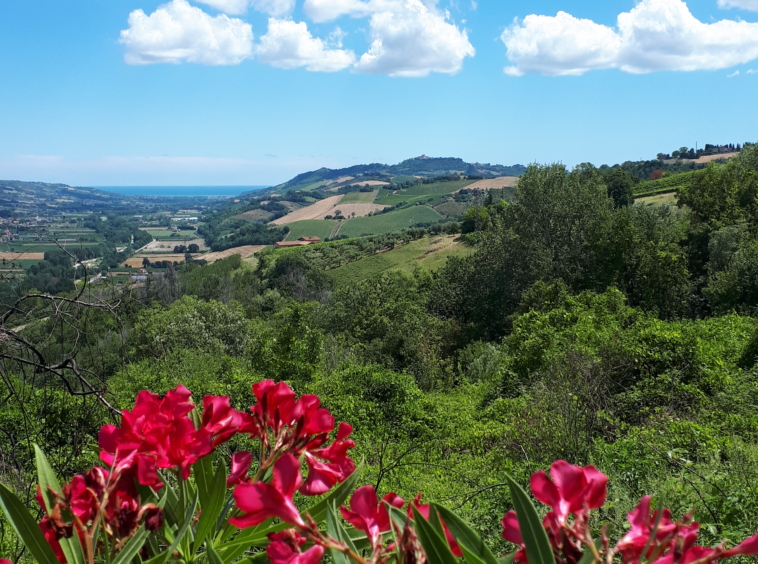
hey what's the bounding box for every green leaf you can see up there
[207,540,226,564]
[34,445,62,515]
[388,505,408,530]
[59,535,87,564]
[0,483,61,564]
[326,502,353,564]
[194,456,228,551]
[433,504,498,564]
[576,549,597,564]
[505,475,554,564]
[112,525,149,564]
[412,507,458,564]
[497,553,517,564]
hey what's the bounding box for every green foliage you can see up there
[131,296,253,359]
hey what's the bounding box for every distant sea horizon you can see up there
[94,186,269,197]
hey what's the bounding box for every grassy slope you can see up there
[339,206,442,238]
[283,220,337,241]
[340,191,378,204]
[636,192,678,206]
[376,180,475,206]
[328,235,470,286]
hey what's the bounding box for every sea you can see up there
[94,186,269,198]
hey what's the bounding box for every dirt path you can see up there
[272,195,344,225]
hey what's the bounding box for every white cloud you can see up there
[718,0,758,10]
[120,0,253,65]
[748,68,758,73]
[502,0,758,76]
[304,0,411,23]
[194,0,294,16]
[353,0,475,77]
[255,18,356,71]
[728,70,740,76]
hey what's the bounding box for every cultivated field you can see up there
[349,180,389,187]
[283,220,337,242]
[376,180,475,206]
[141,238,207,252]
[465,177,519,190]
[123,245,264,267]
[341,191,378,204]
[272,195,344,225]
[339,206,442,238]
[0,252,44,261]
[201,245,265,262]
[636,192,678,206]
[331,204,386,219]
[329,235,469,286]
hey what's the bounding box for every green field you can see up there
[3,242,100,253]
[328,236,470,286]
[434,201,468,217]
[283,220,338,241]
[340,191,377,204]
[636,192,678,206]
[339,206,443,238]
[375,180,474,206]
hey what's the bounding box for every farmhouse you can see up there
[298,237,321,243]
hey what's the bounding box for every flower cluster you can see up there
[35,381,355,564]
[37,465,164,563]
[501,461,758,564]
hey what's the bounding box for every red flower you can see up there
[266,530,325,564]
[409,494,462,557]
[300,423,356,496]
[39,517,66,563]
[615,496,678,563]
[0,559,13,564]
[98,385,213,484]
[724,532,758,557]
[231,453,305,529]
[501,511,527,564]
[228,451,253,488]
[241,381,336,452]
[201,395,246,447]
[530,461,608,524]
[340,486,404,549]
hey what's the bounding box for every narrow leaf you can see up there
[326,502,351,564]
[0,483,60,564]
[34,445,62,515]
[433,504,498,564]
[505,475,554,564]
[206,541,225,564]
[412,507,458,564]
[195,457,228,551]
[112,525,149,564]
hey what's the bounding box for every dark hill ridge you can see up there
[262,156,527,194]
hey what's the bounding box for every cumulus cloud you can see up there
[748,68,758,74]
[188,0,295,16]
[353,0,475,77]
[120,0,253,65]
[502,0,758,76]
[718,0,758,10]
[255,18,356,71]
[727,70,740,77]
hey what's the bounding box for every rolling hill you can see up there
[252,155,527,195]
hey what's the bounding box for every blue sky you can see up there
[1,0,757,186]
